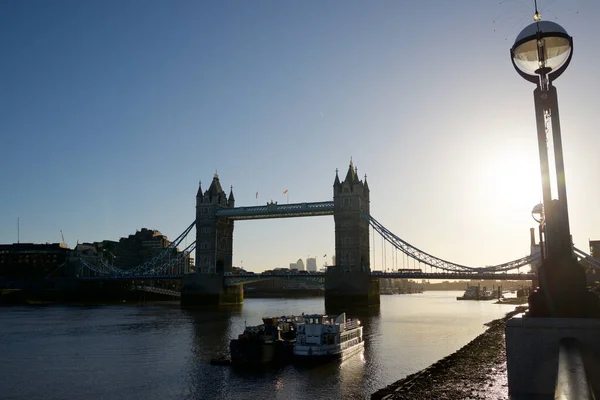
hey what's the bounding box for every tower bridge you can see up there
[74,159,599,307]
[187,160,377,307]
[180,159,543,307]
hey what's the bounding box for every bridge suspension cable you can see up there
[79,241,196,278]
[363,212,539,273]
[77,221,197,278]
[126,220,196,275]
[573,247,600,270]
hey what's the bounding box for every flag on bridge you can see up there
[283,189,288,195]
[256,191,258,199]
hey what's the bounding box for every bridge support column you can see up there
[181,273,243,306]
[325,270,380,309]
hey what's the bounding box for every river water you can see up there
[0,291,515,400]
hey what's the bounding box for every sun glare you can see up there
[478,149,542,210]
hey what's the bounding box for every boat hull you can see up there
[229,339,293,365]
[294,340,364,361]
[456,296,496,301]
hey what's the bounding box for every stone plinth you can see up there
[181,273,243,306]
[325,270,380,309]
[506,314,600,398]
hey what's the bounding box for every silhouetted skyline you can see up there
[2,1,600,272]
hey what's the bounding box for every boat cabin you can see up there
[294,312,363,358]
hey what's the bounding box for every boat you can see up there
[209,356,232,366]
[457,285,496,300]
[293,313,363,360]
[229,315,303,365]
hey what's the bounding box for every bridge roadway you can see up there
[75,271,535,283]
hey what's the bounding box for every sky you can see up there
[2,0,600,273]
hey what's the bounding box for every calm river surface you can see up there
[0,291,516,400]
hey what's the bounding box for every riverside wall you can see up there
[0,280,180,305]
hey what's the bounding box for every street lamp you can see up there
[531,203,544,262]
[530,203,543,224]
[511,12,599,317]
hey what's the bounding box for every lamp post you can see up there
[511,11,599,317]
[531,203,545,263]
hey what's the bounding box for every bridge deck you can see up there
[76,272,535,282]
[215,201,334,220]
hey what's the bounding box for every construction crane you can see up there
[60,230,67,247]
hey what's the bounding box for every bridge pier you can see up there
[181,273,243,306]
[324,270,380,308]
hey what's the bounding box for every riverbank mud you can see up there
[372,306,527,400]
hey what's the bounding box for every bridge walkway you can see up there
[132,286,181,298]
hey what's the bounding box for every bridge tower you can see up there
[326,160,380,308]
[195,173,235,274]
[182,173,242,306]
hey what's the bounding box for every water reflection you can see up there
[343,307,381,395]
[0,293,516,400]
[184,306,240,360]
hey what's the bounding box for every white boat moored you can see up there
[294,312,363,360]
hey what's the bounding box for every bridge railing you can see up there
[555,338,594,400]
[344,319,360,331]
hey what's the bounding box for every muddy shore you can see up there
[371,306,527,400]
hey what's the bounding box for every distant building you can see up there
[74,243,97,257]
[0,242,70,279]
[585,240,600,283]
[77,229,192,277]
[289,262,297,270]
[115,228,171,269]
[296,258,305,271]
[332,255,336,266]
[306,257,317,272]
[590,240,600,259]
[232,266,246,274]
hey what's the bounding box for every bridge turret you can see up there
[196,181,203,208]
[228,186,235,208]
[343,159,359,186]
[203,172,228,206]
[196,180,203,197]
